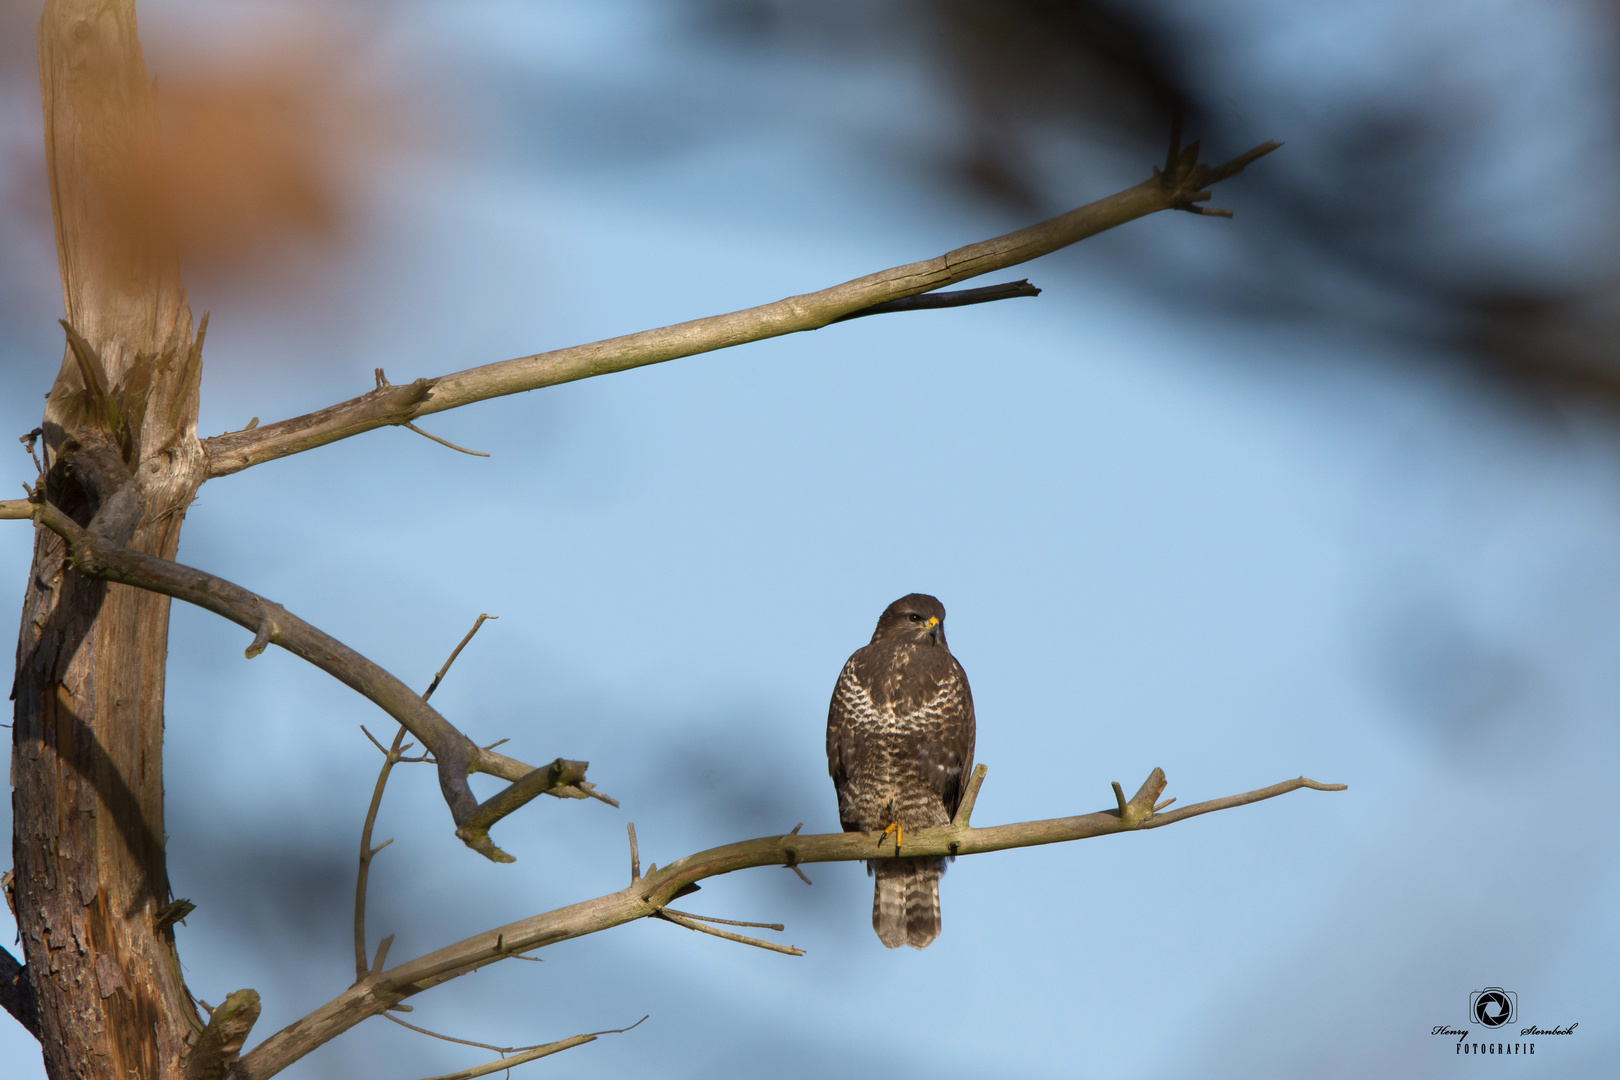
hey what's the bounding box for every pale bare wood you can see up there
[235,767,1342,1079]
[201,140,1278,478]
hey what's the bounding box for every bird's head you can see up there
[871,593,947,646]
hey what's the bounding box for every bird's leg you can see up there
[877,800,902,853]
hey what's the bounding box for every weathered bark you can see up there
[12,3,207,1077]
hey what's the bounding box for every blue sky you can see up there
[2,2,1616,1077]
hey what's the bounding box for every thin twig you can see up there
[359,725,392,756]
[418,1035,595,1080]
[654,910,804,956]
[627,823,639,883]
[781,823,811,884]
[403,422,491,458]
[424,614,497,701]
[575,783,620,807]
[383,1013,519,1053]
[662,909,784,932]
[831,279,1041,322]
[355,723,409,982]
[20,428,44,478]
[1140,776,1346,829]
[371,935,395,977]
[411,1017,647,1080]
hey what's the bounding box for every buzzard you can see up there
[827,593,976,949]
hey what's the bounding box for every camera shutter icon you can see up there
[1469,987,1516,1028]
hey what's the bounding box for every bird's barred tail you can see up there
[872,857,943,949]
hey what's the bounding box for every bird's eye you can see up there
[907,613,922,622]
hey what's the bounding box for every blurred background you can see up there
[3,0,1618,1076]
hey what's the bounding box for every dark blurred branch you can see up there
[202,137,1278,478]
[237,765,1341,1079]
[0,946,40,1040]
[1157,116,1281,218]
[28,498,606,863]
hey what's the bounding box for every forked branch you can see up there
[201,135,1279,478]
[27,499,607,862]
[236,765,1342,1079]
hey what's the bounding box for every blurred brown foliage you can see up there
[3,4,410,299]
[150,17,408,276]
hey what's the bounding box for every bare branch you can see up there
[627,822,640,883]
[202,138,1279,478]
[29,499,602,862]
[1140,775,1344,829]
[0,946,39,1041]
[0,499,33,520]
[236,765,1340,1079]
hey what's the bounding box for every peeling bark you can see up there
[12,3,206,1077]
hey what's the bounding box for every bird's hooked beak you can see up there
[924,615,940,643]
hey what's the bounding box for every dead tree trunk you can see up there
[12,2,207,1076]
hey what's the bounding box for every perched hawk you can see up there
[827,593,976,949]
